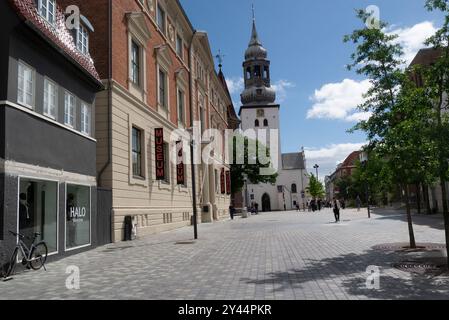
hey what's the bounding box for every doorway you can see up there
[262,193,271,212]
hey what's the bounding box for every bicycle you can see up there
[2,231,48,281]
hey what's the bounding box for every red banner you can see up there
[226,171,231,195]
[155,128,165,180]
[176,141,185,185]
[220,168,226,194]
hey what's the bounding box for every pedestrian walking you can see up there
[356,195,362,212]
[229,204,236,220]
[255,203,259,215]
[333,198,341,223]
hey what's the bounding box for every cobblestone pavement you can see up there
[1,208,449,300]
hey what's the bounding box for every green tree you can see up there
[306,174,325,199]
[229,134,278,194]
[423,0,449,266]
[344,10,437,248]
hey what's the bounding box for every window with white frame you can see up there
[17,62,35,108]
[77,24,89,55]
[38,0,56,25]
[176,34,183,59]
[157,4,166,35]
[64,91,75,127]
[158,68,167,108]
[43,78,57,119]
[177,88,185,124]
[80,103,91,135]
[130,40,141,86]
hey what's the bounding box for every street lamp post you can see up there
[189,137,198,240]
[360,151,371,219]
[313,164,320,180]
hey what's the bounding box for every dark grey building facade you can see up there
[0,0,104,266]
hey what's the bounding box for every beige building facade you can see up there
[68,0,233,242]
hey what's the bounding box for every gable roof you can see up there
[9,0,101,85]
[410,48,443,67]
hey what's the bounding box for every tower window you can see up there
[264,66,269,79]
[246,67,251,80]
[264,119,268,127]
[254,65,261,78]
[255,119,260,127]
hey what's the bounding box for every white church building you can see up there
[239,18,310,212]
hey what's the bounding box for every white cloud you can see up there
[272,80,295,103]
[388,21,438,65]
[306,79,372,122]
[226,77,244,95]
[305,142,367,177]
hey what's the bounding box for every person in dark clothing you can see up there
[333,198,341,222]
[229,204,236,220]
[254,203,259,215]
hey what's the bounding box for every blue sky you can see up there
[180,0,445,177]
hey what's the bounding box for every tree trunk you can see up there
[423,184,432,215]
[404,185,416,249]
[416,183,421,215]
[440,178,449,268]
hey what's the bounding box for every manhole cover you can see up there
[175,241,196,245]
[373,243,446,252]
[393,262,446,276]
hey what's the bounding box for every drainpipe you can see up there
[97,0,113,187]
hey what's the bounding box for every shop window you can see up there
[66,184,91,250]
[19,178,58,253]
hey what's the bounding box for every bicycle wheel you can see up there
[29,242,48,271]
[4,247,19,278]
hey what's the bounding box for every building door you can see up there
[96,188,112,246]
[262,193,271,212]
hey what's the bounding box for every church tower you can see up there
[239,14,282,167]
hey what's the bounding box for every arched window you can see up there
[255,119,260,127]
[254,65,261,78]
[246,67,251,80]
[264,119,268,127]
[263,66,269,79]
[291,184,297,194]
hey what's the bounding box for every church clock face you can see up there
[257,109,265,118]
